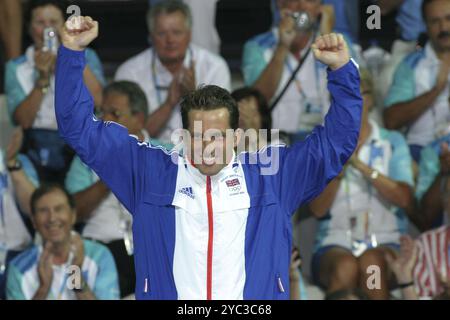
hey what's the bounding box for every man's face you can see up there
[99,92,144,136]
[425,0,450,52]
[186,108,239,176]
[30,5,64,49]
[33,189,76,246]
[277,0,322,23]
[151,11,192,65]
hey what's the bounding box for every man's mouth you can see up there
[165,46,178,52]
[202,156,216,166]
[46,223,64,234]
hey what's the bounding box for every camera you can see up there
[291,11,313,32]
[42,27,59,54]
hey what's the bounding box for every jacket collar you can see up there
[183,151,239,188]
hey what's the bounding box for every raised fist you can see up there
[61,16,99,51]
[312,33,350,71]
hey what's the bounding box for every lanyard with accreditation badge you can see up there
[0,172,9,275]
[284,54,323,114]
[151,47,194,106]
[344,140,381,256]
[49,250,74,300]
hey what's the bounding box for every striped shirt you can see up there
[413,226,450,298]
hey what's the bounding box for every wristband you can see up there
[370,169,379,180]
[397,281,414,289]
[7,159,22,172]
[36,78,50,94]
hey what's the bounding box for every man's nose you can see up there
[48,209,59,222]
[166,32,177,44]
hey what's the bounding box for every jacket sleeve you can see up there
[55,46,170,214]
[277,59,362,214]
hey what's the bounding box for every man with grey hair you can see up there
[148,0,221,54]
[64,80,157,298]
[115,0,231,144]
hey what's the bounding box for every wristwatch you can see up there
[370,169,379,180]
[36,78,50,94]
[397,281,414,289]
[7,159,22,172]
[41,86,49,95]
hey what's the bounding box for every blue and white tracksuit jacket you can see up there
[55,46,362,300]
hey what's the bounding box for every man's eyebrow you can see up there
[55,203,67,210]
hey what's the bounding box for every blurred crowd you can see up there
[0,0,450,300]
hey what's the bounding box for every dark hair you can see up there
[231,87,272,131]
[180,85,239,130]
[27,0,67,19]
[147,0,192,33]
[31,184,75,215]
[26,0,67,32]
[104,81,149,118]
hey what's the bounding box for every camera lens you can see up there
[292,11,312,32]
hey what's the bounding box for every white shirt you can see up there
[317,121,404,250]
[253,28,330,134]
[276,46,329,133]
[0,151,32,251]
[82,186,131,244]
[114,44,231,143]
[408,43,450,146]
[82,130,150,244]
[16,47,57,130]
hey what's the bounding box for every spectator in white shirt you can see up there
[115,0,231,144]
[0,128,38,299]
[148,0,221,54]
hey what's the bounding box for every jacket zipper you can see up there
[206,176,214,300]
[277,274,285,293]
